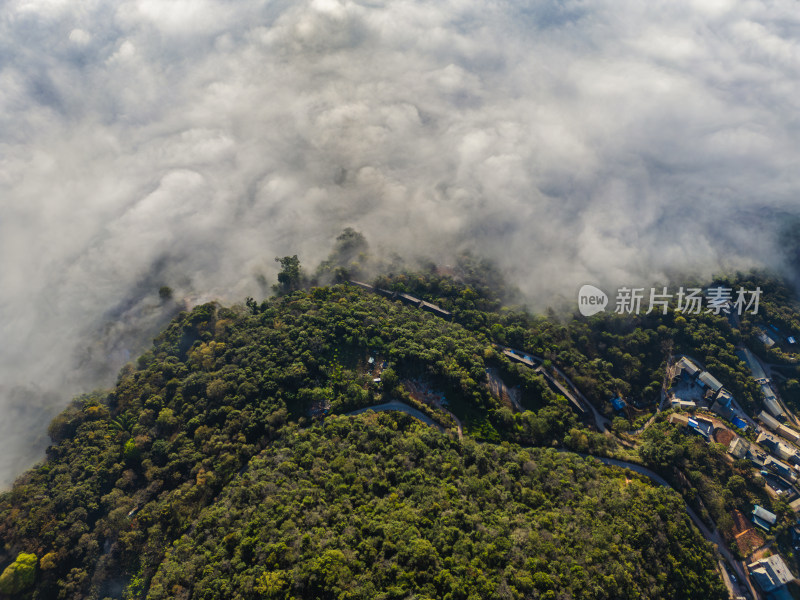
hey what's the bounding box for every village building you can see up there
[777,424,800,444]
[671,399,696,410]
[790,497,800,513]
[347,280,375,291]
[757,432,797,462]
[397,293,423,307]
[669,413,690,427]
[711,390,735,420]
[687,417,713,440]
[676,357,701,378]
[752,505,778,531]
[697,371,724,394]
[756,328,777,348]
[759,411,782,431]
[764,456,796,480]
[763,384,786,419]
[728,437,750,460]
[347,281,452,320]
[748,554,795,596]
[419,301,452,320]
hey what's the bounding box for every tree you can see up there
[381,368,399,393]
[332,228,368,261]
[0,552,37,595]
[612,416,631,433]
[316,228,370,281]
[274,255,304,295]
[158,286,174,301]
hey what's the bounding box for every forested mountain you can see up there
[148,415,721,600]
[6,255,798,599]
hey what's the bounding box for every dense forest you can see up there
[2,233,800,598]
[148,415,723,600]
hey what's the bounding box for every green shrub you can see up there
[0,552,37,595]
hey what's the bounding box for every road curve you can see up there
[346,401,444,431]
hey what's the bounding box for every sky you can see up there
[1,0,800,485]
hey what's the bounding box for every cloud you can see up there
[2,0,800,485]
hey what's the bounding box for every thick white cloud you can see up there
[1,0,800,485]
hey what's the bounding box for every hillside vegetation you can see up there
[149,415,722,600]
[0,277,730,599]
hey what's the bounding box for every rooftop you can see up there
[728,437,750,459]
[753,505,777,525]
[737,348,768,380]
[687,417,712,438]
[759,411,782,431]
[672,399,696,409]
[762,383,778,401]
[764,394,786,418]
[748,554,794,592]
[778,424,800,443]
[669,413,689,427]
[697,371,723,392]
[765,456,795,477]
[757,329,777,348]
[676,356,701,376]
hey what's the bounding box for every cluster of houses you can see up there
[669,410,799,593]
[726,425,800,492]
[758,412,800,444]
[738,347,790,423]
[673,354,791,438]
[671,408,800,510]
[751,433,800,482]
[348,280,453,320]
[671,357,743,423]
[744,507,800,599]
[669,355,800,595]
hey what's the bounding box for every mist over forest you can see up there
[2,0,800,486]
